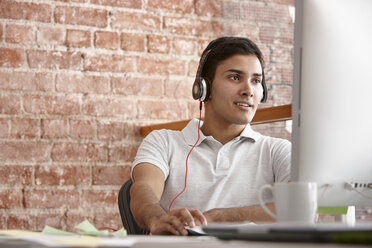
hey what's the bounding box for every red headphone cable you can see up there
[168,101,203,213]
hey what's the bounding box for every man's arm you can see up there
[131,163,206,235]
[203,203,276,223]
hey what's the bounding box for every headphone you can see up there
[192,40,268,103]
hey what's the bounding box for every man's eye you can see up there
[229,75,240,81]
[253,79,261,84]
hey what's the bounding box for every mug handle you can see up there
[258,184,277,220]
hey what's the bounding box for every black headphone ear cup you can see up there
[192,79,201,100]
[260,71,267,103]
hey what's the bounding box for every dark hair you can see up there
[200,37,265,83]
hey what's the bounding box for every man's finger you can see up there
[190,209,208,226]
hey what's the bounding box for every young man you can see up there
[130,37,291,235]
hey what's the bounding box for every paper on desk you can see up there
[0,229,43,237]
[41,219,127,237]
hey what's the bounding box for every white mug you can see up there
[258,182,318,224]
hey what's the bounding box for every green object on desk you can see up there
[75,220,109,236]
[317,207,348,215]
[42,226,75,236]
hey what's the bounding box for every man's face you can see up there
[206,54,263,126]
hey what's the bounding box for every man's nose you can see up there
[241,80,254,97]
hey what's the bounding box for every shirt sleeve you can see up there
[272,138,292,182]
[131,130,170,181]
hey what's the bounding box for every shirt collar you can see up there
[182,119,261,146]
[182,119,206,146]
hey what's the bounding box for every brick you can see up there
[111,76,162,97]
[66,210,94,231]
[55,0,88,2]
[0,0,51,22]
[188,60,199,77]
[224,22,260,42]
[5,24,34,44]
[36,212,65,231]
[0,23,3,41]
[270,84,292,105]
[138,100,187,120]
[91,0,141,9]
[197,39,212,56]
[163,17,211,37]
[93,210,122,231]
[70,120,96,140]
[0,165,33,185]
[108,143,138,163]
[51,142,106,162]
[165,78,193,99]
[97,121,139,140]
[270,45,293,65]
[138,57,185,76]
[0,141,49,162]
[97,121,124,141]
[56,73,110,94]
[37,26,65,46]
[147,0,193,14]
[8,213,36,230]
[24,189,79,209]
[266,65,293,85]
[10,118,39,139]
[28,50,82,70]
[148,35,170,54]
[0,48,25,67]
[0,118,8,138]
[54,6,108,28]
[35,165,90,186]
[92,165,130,185]
[195,0,223,17]
[23,95,80,115]
[82,189,117,207]
[0,94,21,114]
[0,71,53,92]
[94,31,119,50]
[84,54,136,73]
[41,119,68,139]
[172,37,197,55]
[82,97,136,118]
[123,122,141,139]
[240,2,292,24]
[259,25,294,45]
[187,101,202,119]
[66,29,91,48]
[268,0,295,6]
[212,20,224,37]
[0,214,6,229]
[111,12,160,31]
[0,189,22,208]
[120,33,145,52]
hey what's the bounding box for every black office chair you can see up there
[118,179,149,234]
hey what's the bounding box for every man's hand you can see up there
[147,208,208,235]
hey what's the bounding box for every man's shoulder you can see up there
[255,134,291,148]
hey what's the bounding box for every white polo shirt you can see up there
[132,119,291,213]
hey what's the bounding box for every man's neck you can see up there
[201,118,246,145]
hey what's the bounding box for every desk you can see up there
[0,234,369,248]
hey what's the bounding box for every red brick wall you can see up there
[0,0,296,231]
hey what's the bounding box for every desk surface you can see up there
[0,234,370,248]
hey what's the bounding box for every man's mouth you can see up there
[235,102,253,108]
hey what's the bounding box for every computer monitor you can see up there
[291,0,372,207]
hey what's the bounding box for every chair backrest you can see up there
[118,179,149,234]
